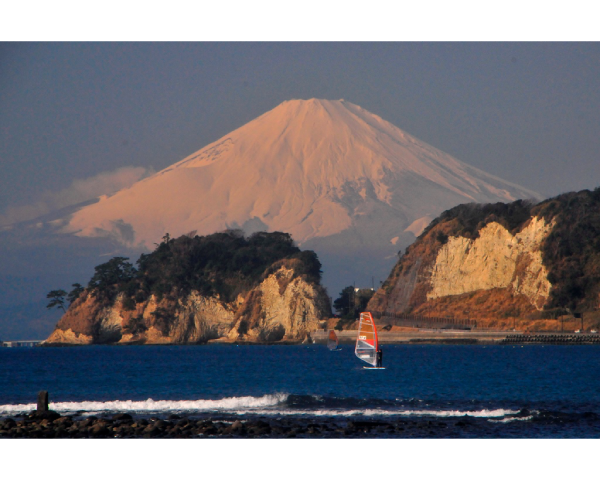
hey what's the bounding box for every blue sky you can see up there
[1,11,600,224]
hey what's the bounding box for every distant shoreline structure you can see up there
[312,329,600,345]
[1,340,44,348]
[18,330,600,347]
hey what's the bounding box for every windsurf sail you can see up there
[328,330,339,351]
[355,312,378,367]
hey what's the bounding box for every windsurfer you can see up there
[376,349,383,368]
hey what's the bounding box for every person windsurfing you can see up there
[376,348,383,368]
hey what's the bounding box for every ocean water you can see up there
[2,343,600,438]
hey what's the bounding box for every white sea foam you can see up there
[223,408,519,418]
[0,395,520,420]
[0,393,288,415]
[488,415,535,423]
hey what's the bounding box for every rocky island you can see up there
[45,231,331,345]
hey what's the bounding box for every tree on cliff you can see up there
[134,230,311,303]
[46,290,67,313]
[67,230,326,315]
[67,283,85,305]
[88,257,137,302]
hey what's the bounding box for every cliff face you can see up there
[227,266,330,342]
[369,189,600,321]
[427,217,554,309]
[45,266,329,345]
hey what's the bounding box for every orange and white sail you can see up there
[328,330,339,351]
[355,312,378,366]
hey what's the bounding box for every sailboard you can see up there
[327,330,342,351]
[355,312,385,369]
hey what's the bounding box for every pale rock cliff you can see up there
[118,292,236,345]
[44,328,93,345]
[230,267,328,342]
[427,217,554,309]
[367,202,561,320]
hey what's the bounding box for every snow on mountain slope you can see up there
[64,99,540,249]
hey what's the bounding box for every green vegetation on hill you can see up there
[63,230,323,308]
[533,188,600,312]
[421,199,535,241]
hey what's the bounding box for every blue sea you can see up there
[2,343,600,438]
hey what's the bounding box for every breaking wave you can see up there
[0,393,523,420]
[0,393,288,416]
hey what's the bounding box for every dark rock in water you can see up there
[202,426,218,435]
[223,420,246,436]
[142,425,160,438]
[37,391,49,412]
[53,416,72,426]
[347,420,387,430]
[224,420,248,436]
[29,410,60,422]
[112,413,133,421]
[168,414,181,420]
[231,420,243,430]
[7,408,582,438]
[90,423,111,437]
[78,418,95,428]
[2,418,16,429]
[115,424,134,437]
[247,421,271,436]
[176,419,189,427]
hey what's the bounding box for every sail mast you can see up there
[355,312,378,366]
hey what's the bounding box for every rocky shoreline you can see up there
[0,410,488,439]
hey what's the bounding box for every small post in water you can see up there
[37,391,49,412]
